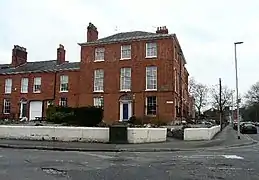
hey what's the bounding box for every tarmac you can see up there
[0,125,256,152]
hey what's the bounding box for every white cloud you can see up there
[0,0,259,95]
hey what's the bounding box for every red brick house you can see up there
[0,22,190,124]
[78,23,190,123]
[0,45,80,120]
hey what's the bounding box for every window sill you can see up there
[33,91,41,94]
[60,91,68,93]
[145,89,157,92]
[93,91,104,93]
[120,89,131,92]
[145,114,157,117]
[4,93,11,94]
[120,58,131,60]
[3,113,10,115]
[145,56,157,59]
[21,92,28,94]
[94,60,105,62]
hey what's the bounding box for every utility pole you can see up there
[219,78,222,131]
[231,91,234,125]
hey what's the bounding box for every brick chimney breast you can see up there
[156,26,169,34]
[57,44,66,64]
[11,45,27,67]
[87,22,98,42]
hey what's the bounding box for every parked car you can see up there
[241,123,257,134]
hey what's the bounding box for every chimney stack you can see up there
[87,22,98,42]
[57,44,66,64]
[11,45,27,67]
[156,26,169,34]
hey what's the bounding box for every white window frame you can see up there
[146,42,157,58]
[146,66,157,91]
[60,75,69,92]
[59,97,68,107]
[174,69,177,92]
[93,97,104,108]
[33,77,41,93]
[94,47,105,62]
[94,69,104,92]
[120,67,131,91]
[21,78,28,93]
[5,78,12,94]
[3,99,11,114]
[146,96,157,116]
[121,45,131,60]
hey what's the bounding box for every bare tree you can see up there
[189,78,208,116]
[245,81,259,105]
[211,85,232,110]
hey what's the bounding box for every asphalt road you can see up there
[1,141,259,180]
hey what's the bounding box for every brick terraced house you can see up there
[0,45,80,120]
[0,22,191,123]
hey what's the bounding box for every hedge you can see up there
[46,105,103,127]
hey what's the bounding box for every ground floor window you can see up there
[3,99,11,114]
[146,96,157,115]
[93,97,104,108]
[59,97,68,107]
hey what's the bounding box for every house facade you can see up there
[0,45,80,120]
[0,22,191,124]
[78,23,190,123]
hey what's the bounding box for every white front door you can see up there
[120,102,132,121]
[29,101,43,120]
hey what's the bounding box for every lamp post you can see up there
[234,41,243,139]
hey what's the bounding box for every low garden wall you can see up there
[0,125,167,144]
[184,125,221,141]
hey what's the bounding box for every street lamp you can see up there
[234,41,243,139]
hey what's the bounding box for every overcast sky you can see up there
[0,0,258,95]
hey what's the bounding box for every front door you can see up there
[120,102,132,121]
[123,103,129,120]
[20,102,27,118]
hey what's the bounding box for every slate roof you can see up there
[0,60,80,75]
[78,31,175,46]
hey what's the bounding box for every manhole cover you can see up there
[42,167,67,176]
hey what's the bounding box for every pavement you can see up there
[0,125,256,152]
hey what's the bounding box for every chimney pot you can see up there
[87,22,98,42]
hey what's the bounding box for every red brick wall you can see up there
[79,38,180,122]
[0,70,80,119]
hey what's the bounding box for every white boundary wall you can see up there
[0,126,109,143]
[184,125,221,141]
[0,126,167,143]
[127,128,167,143]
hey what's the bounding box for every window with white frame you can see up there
[94,69,104,92]
[95,47,105,61]
[60,75,68,92]
[146,96,157,115]
[47,100,54,108]
[5,78,12,94]
[121,45,131,59]
[33,77,41,93]
[59,97,67,107]
[120,67,131,91]
[93,97,104,108]
[21,78,28,93]
[146,42,157,58]
[3,99,11,114]
[146,66,157,90]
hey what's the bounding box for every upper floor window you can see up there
[33,77,41,93]
[146,42,157,58]
[59,97,67,107]
[120,67,131,91]
[5,78,12,94]
[146,66,157,90]
[60,75,69,92]
[174,69,177,92]
[94,69,104,92]
[95,47,105,61]
[146,96,157,115]
[93,97,104,108]
[3,99,11,114]
[21,78,28,93]
[121,45,131,59]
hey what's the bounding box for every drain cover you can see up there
[42,167,67,176]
